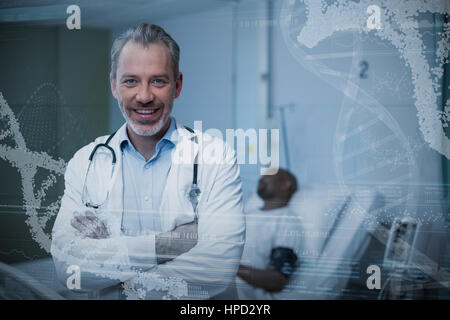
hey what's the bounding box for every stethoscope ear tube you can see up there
[82,131,118,209]
[88,143,117,164]
[88,130,118,163]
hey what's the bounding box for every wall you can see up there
[0,24,110,263]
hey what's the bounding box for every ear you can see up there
[281,180,291,192]
[174,72,183,98]
[110,74,118,100]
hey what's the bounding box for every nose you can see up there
[136,83,154,104]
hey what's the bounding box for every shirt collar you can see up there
[119,117,178,151]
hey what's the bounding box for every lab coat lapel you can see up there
[159,122,199,232]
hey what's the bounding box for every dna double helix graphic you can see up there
[280,0,449,222]
[0,84,85,252]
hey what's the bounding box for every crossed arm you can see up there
[70,210,197,265]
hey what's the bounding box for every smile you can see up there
[132,107,162,120]
[135,109,158,114]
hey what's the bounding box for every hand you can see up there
[237,264,288,292]
[155,221,198,264]
[237,264,251,278]
[71,210,110,239]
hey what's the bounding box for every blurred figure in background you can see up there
[235,168,304,299]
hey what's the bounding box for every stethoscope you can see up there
[81,126,201,222]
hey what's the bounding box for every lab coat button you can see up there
[144,195,149,202]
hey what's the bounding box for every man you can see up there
[234,168,303,299]
[51,23,245,299]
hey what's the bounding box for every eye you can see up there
[124,79,137,86]
[152,79,167,87]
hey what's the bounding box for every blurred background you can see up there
[0,0,449,299]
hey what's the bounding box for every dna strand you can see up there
[0,87,67,252]
[279,0,450,294]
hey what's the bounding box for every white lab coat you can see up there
[51,121,246,299]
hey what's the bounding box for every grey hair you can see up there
[110,23,180,81]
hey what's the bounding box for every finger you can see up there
[75,215,101,237]
[71,215,86,228]
[82,212,101,227]
[84,210,98,222]
[84,212,108,236]
[74,215,92,229]
[73,214,95,232]
[73,212,84,221]
[72,219,95,238]
[95,226,110,239]
[85,210,95,217]
[92,223,106,238]
[102,226,110,237]
[71,217,88,234]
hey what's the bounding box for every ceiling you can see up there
[0,0,238,28]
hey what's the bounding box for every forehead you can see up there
[117,41,173,78]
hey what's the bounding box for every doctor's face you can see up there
[111,41,182,136]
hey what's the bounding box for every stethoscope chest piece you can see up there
[188,183,201,207]
[188,183,201,223]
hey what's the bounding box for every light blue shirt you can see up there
[118,118,178,236]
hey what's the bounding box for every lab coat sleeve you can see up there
[51,146,157,292]
[145,144,246,299]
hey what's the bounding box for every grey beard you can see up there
[118,102,168,137]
